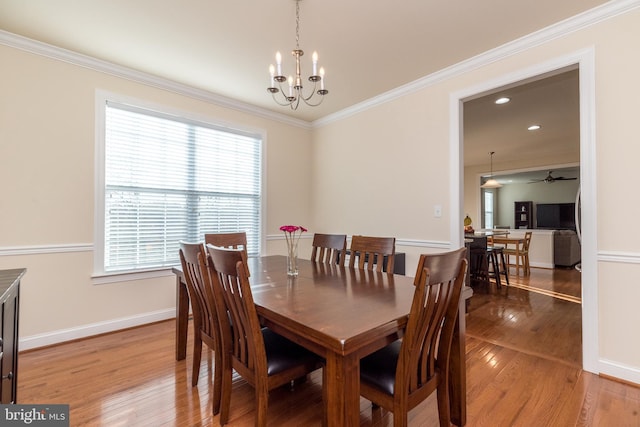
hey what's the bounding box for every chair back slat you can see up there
[523,231,533,251]
[205,232,250,277]
[400,248,467,395]
[206,245,267,377]
[179,242,219,341]
[311,233,347,266]
[349,235,396,272]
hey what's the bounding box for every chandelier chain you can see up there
[295,0,300,50]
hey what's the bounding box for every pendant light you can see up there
[481,151,503,188]
[267,0,328,110]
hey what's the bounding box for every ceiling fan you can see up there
[528,170,577,184]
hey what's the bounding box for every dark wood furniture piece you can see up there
[514,201,533,229]
[360,248,467,427]
[310,233,347,266]
[0,268,24,404]
[204,232,250,276]
[173,256,472,426]
[341,250,406,275]
[204,231,247,252]
[349,235,396,272]
[487,246,509,287]
[466,235,489,285]
[205,247,322,427]
[178,242,222,414]
[465,233,510,288]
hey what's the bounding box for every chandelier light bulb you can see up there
[269,64,275,87]
[276,51,282,76]
[312,51,318,75]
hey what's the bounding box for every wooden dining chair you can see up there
[359,248,467,427]
[205,231,250,276]
[349,235,396,272]
[178,242,222,415]
[504,231,533,276]
[205,245,323,427]
[310,233,347,266]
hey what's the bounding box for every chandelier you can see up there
[267,0,328,110]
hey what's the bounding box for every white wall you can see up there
[0,40,314,348]
[313,6,640,384]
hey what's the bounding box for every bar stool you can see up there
[469,236,490,285]
[487,245,509,288]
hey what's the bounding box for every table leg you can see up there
[324,352,360,427]
[175,275,189,361]
[449,298,467,426]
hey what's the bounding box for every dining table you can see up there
[173,255,472,426]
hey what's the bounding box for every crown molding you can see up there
[2,0,639,130]
[313,0,640,127]
[0,29,311,130]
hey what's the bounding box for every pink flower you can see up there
[280,225,300,233]
[280,225,307,251]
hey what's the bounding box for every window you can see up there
[483,190,494,229]
[95,96,262,277]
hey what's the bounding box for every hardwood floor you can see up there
[19,267,640,426]
[466,267,583,367]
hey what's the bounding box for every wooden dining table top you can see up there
[173,254,470,426]
[245,256,416,355]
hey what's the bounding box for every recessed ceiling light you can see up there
[528,124,541,131]
[495,97,510,105]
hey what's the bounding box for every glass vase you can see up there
[286,242,299,276]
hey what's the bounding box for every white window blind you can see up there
[102,101,262,273]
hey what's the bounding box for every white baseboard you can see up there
[599,358,640,386]
[530,261,556,269]
[19,309,176,351]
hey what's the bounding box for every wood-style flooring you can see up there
[18,267,640,426]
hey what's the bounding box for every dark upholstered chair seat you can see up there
[359,248,467,427]
[206,245,323,426]
[263,328,321,376]
[360,340,401,396]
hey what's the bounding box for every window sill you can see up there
[92,268,175,285]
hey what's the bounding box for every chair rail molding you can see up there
[598,251,640,264]
[0,243,93,256]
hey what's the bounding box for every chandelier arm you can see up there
[271,93,294,107]
[299,80,318,101]
[290,94,301,110]
[297,81,326,106]
[280,81,298,101]
[270,81,296,106]
[301,93,326,107]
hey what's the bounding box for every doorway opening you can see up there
[449,49,598,373]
